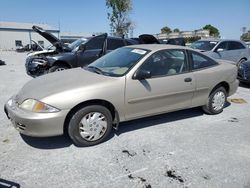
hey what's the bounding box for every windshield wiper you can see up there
[87,66,104,75]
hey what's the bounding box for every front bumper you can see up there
[4,97,70,137]
[25,57,48,77]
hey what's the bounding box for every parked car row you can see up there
[25,26,159,77]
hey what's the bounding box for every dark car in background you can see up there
[166,37,186,46]
[26,26,158,77]
[238,60,250,83]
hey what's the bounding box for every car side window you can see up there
[85,35,106,50]
[107,38,125,50]
[216,42,228,51]
[139,49,187,78]
[228,41,245,50]
[191,51,218,70]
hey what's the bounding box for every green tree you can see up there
[241,32,250,42]
[161,26,172,34]
[106,0,133,37]
[203,24,220,37]
[173,28,180,33]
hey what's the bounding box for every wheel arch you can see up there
[63,99,118,134]
[52,60,72,68]
[210,81,230,96]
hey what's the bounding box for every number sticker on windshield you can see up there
[131,49,147,55]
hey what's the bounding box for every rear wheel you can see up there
[202,87,227,115]
[48,65,69,73]
[68,105,112,147]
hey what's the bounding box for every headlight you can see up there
[19,99,60,113]
[32,58,47,65]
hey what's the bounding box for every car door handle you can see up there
[184,77,192,82]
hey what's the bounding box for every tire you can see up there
[68,105,112,147]
[202,87,227,115]
[48,65,68,73]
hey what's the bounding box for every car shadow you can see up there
[116,107,205,136]
[20,134,72,149]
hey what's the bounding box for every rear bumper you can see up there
[4,97,70,137]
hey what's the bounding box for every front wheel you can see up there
[202,87,227,115]
[68,105,113,147]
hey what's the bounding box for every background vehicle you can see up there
[166,37,186,46]
[26,33,138,77]
[238,60,250,83]
[5,45,239,146]
[191,39,250,64]
[26,26,159,77]
[0,59,5,65]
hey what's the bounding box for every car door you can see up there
[188,50,220,107]
[125,49,195,120]
[76,34,107,67]
[212,41,229,60]
[227,41,247,62]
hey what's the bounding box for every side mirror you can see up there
[133,69,151,80]
[216,48,224,52]
[78,44,86,51]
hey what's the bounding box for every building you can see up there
[155,29,211,41]
[0,21,60,50]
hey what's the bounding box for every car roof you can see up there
[198,38,244,43]
[125,44,191,51]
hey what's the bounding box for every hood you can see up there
[16,68,119,104]
[26,49,55,57]
[32,25,60,46]
[139,34,160,44]
[31,40,44,51]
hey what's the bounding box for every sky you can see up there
[0,0,249,39]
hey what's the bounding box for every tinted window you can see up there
[139,49,187,77]
[107,38,125,50]
[15,40,22,47]
[191,41,218,51]
[125,39,138,45]
[85,35,106,50]
[216,42,228,51]
[191,52,218,70]
[228,41,245,50]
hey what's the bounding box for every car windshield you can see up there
[85,47,149,77]
[68,38,88,50]
[191,41,218,51]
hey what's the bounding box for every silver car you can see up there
[191,39,250,65]
[4,45,239,146]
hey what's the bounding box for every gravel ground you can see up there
[0,51,250,188]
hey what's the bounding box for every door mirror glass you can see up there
[216,48,224,52]
[133,69,151,80]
